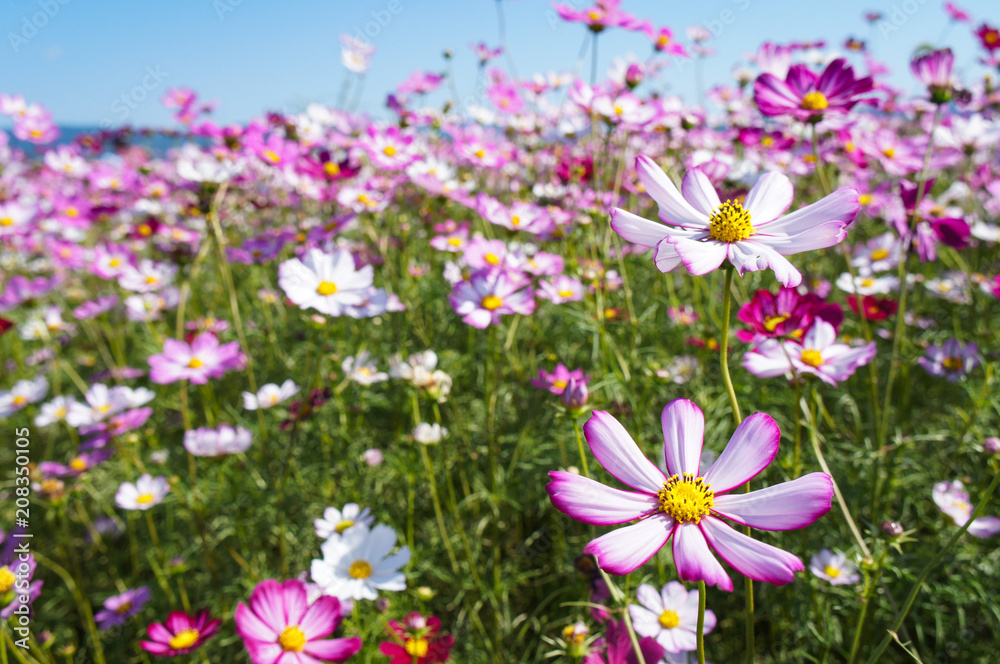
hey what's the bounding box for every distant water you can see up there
[4,125,204,158]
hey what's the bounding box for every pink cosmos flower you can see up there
[552,0,646,33]
[546,399,834,589]
[932,481,1000,538]
[235,579,361,663]
[753,58,874,122]
[610,157,860,287]
[95,587,151,630]
[918,339,979,381]
[537,275,586,304]
[736,288,843,343]
[944,2,970,22]
[141,610,221,657]
[911,48,955,102]
[148,333,244,385]
[533,364,589,395]
[742,319,876,386]
[449,268,535,328]
[643,25,689,57]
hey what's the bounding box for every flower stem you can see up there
[697,580,707,664]
[33,552,107,664]
[571,417,590,478]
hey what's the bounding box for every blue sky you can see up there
[1,0,996,128]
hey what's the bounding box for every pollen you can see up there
[941,356,963,371]
[824,565,841,578]
[278,625,307,652]
[349,560,373,579]
[708,200,754,243]
[324,162,341,176]
[552,380,567,390]
[187,358,203,369]
[882,148,895,159]
[0,218,13,226]
[0,566,16,593]
[168,629,200,650]
[135,493,154,504]
[763,314,790,333]
[484,253,500,265]
[481,295,503,311]
[658,609,680,629]
[511,215,521,226]
[800,91,829,111]
[800,349,824,367]
[69,457,88,472]
[405,638,430,657]
[558,289,574,298]
[447,237,463,247]
[12,396,27,406]
[383,145,397,157]
[264,150,281,163]
[657,474,715,524]
[335,519,355,534]
[316,281,338,296]
[870,248,889,261]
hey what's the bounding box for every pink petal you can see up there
[755,221,849,255]
[546,471,660,525]
[969,516,1000,539]
[583,515,673,575]
[634,155,707,228]
[234,603,279,643]
[610,208,670,248]
[248,581,288,633]
[298,596,341,640]
[140,641,173,655]
[652,235,685,273]
[754,187,859,235]
[681,168,721,216]
[281,579,308,626]
[672,523,732,591]
[303,637,363,662]
[668,236,727,276]
[584,411,666,493]
[728,240,802,287]
[743,172,793,225]
[146,622,173,643]
[702,413,780,494]
[699,516,804,586]
[712,473,833,530]
[660,399,704,477]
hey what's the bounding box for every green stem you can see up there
[697,580,707,664]
[571,418,590,478]
[32,552,107,664]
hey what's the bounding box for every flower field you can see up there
[2,2,1000,663]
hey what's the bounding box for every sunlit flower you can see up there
[243,380,300,410]
[315,504,375,540]
[932,480,1000,539]
[184,425,252,457]
[115,474,170,511]
[809,548,860,585]
[141,610,221,657]
[629,581,715,653]
[278,248,374,317]
[95,587,150,630]
[310,524,410,600]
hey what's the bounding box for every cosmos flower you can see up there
[753,58,874,122]
[147,333,244,385]
[115,474,170,511]
[533,364,589,395]
[0,530,44,620]
[918,339,979,381]
[413,423,447,445]
[932,480,1000,539]
[629,582,715,653]
[736,287,842,343]
[184,425,253,457]
[310,524,410,600]
[742,319,876,386]
[95,587,151,630]
[809,549,861,585]
[449,267,536,328]
[141,610,222,657]
[610,158,859,287]
[0,377,48,419]
[243,380,300,410]
[315,504,375,540]
[911,48,955,103]
[234,579,361,664]
[546,399,834,589]
[342,352,389,385]
[379,613,455,664]
[278,248,374,317]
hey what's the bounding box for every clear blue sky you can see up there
[1,0,996,128]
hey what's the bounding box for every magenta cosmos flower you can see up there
[753,58,873,122]
[147,332,244,385]
[235,579,361,664]
[141,610,221,657]
[610,157,860,287]
[911,48,955,103]
[449,267,535,328]
[546,399,833,590]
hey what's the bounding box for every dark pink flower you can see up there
[754,58,874,122]
[141,610,221,657]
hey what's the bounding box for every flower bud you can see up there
[984,437,1000,456]
[881,520,904,539]
[562,377,589,411]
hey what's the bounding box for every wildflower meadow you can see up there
[3,1,1000,662]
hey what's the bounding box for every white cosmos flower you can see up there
[413,422,447,445]
[809,548,861,585]
[611,156,860,287]
[342,351,388,385]
[183,424,252,457]
[242,380,299,410]
[310,524,410,600]
[35,395,78,427]
[835,272,899,295]
[314,503,375,539]
[115,474,170,511]
[628,581,716,653]
[278,248,373,317]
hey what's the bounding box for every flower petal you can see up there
[635,155,708,228]
[712,473,833,530]
[699,516,804,586]
[681,168,721,216]
[610,208,670,248]
[546,471,661,525]
[583,515,674,575]
[584,410,666,492]
[703,412,781,494]
[668,237,727,276]
[303,637,363,662]
[728,240,802,287]
[754,187,859,235]
[672,523,732,591]
[660,399,704,477]
[744,172,793,225]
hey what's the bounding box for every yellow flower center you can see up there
[0,567,15,593]
[870,248,888,261]
[558,289,574,298]
[349,560,373,579]
[763,314,790,333]
[0,218,12,227]
[335,520,355,534]
[552,380,567,390]
[761,136,774,147]
[383,145,397,156]
[264,150,281,163]
[657,474,715,524]
[136,493,155,504]
[66,207,78,217]
[613,105,624,115]
[12,396,26,406]
[145,276,158,284]
[447,237,462,247]
[481,295,503,311]
[658,610,681,629]
[511,215,521,226]
[824,565,841,578]
[942,356,963,371]
[708,200,754,243]
[474,148,485,158]
[800,349,824,367]
[317,281,338,296]
[187,358,203,369]
[882,148,895,159]
[324,162,341,176]
[168,629,200,650]
[109,258,121,267]
[800,91,829,111]
[278,625,307,652]
[69,457,88,472]
[484,253,500,265]
[658,35,670,46]
[860,278,874,288]
[116,601,133,614]
[405,638,430,657]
